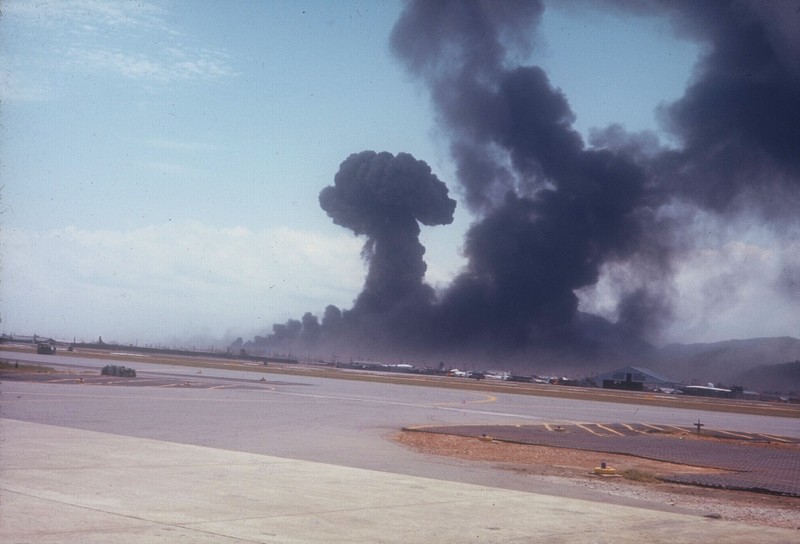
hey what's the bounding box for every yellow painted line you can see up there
[576,423,604,436]
[756,433,792,443]
[433,393,497,407]
[595,424,624,436]
[714,429,753,440]
[404,425,448,431]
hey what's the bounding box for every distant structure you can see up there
[595,366,676,392]
[682,384,733,398]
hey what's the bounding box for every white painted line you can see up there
[756,433,791,443]
[714,429,753,440]
[576,423,604,436]
[595,424,624,436]
[621,424,648,435]
[640,423,664,432]
[664,425,689,433]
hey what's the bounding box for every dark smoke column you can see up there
[391,1,653,351]
[319,151,456,326]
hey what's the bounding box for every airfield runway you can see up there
[2,350,799,542]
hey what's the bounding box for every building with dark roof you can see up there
[594,366,677,392]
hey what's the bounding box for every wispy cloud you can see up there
[66,46,235,83]
[1,223,363,343]
[4,0,172,35]
[4,0,235,101]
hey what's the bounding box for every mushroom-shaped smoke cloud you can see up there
[319,151,456,341]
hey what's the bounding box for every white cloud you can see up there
[67,49,166,80]
[1,223,364,345]
[4,0,235,100]
[4,0,170,34]
[66,46,235,84]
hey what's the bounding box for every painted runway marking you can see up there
[434,394,497,408]
[576,423,604,436]
[714,429,754,440]
[665,425,688,433]
[641,423,665,432]
[595,423,624,436]
[757,433,791,443]
[621,423,648,434]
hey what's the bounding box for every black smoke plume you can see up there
[241,0,800,367]
[319,151,456,315]
[258,151,456,356]
[391,1,662,356]
[613,0,800,217]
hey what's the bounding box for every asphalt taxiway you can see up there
[2,352,799,542]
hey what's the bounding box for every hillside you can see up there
[649,337,800,388]
[732,360,800,395]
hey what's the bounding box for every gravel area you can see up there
[395,431,800,530]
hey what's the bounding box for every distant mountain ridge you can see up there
[733,360,800,395]
[648,336,800,392]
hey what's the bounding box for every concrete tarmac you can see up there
[2,418,798,543]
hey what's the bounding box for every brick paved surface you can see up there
[412,424,800,496]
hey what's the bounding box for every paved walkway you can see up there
[411,423,800,496]
[2,419,799,543]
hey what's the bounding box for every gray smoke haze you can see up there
[242,0,800,367]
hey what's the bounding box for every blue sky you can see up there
[2,0,796,348]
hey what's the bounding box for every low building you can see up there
[682,384,731,398]
[595,366,676,392]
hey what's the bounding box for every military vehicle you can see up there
[100,365,137,377]
[36,343,56,355]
